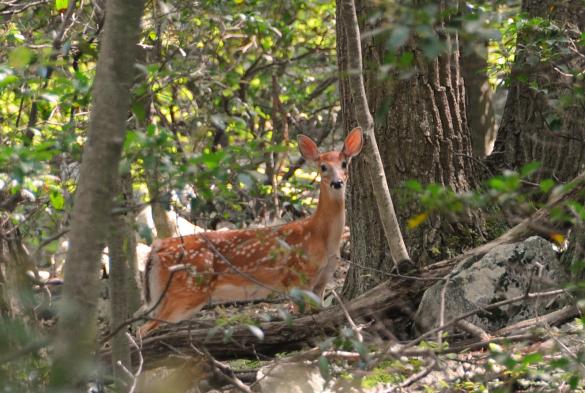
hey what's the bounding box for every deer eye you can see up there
[320,164,327,172]
[341,161,347,169]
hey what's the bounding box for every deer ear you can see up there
[298,134,320,161]
[342,127,363,158]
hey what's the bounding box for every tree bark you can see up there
[50,0,145,389]
[338,0,410,270]
[0,220,36,325]
[108,212,132,390]
[461,40,497,157]
[134,46,176,240]
[490,0,585,182]
[107,174,140,390]
[338,0,483,298]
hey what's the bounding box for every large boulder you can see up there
[416,236,569,333]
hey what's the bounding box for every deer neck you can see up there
[309,182,346,256]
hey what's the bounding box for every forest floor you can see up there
[132,254,585,393]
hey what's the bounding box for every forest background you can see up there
[0,0,584,392]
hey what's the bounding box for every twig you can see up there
[190,343,253,393]
[332,289,363,343]
[437,333,538,354]
[32,228,69,261]
[126,333,143,393]
[456,320,491,341]
[399,356,437,388]
[437,275,450,345]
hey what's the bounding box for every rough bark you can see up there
[50,0,145,389]
[338,0,482,298]
[490,0,585,182]
[338,0,410,269]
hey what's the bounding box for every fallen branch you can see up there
[494,304,579,336]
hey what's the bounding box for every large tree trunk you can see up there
[490,0,585,182]
[50,0,146,390]
[338,0,483,298]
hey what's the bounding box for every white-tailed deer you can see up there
[139,128,363,336]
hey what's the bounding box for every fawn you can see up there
[139,128,363,336]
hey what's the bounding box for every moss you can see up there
[361,358,423,388]
[229,358,263,370]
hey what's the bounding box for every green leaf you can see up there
[49,191,65,210]
[388,25,410,49]
[8,47,32,69]
[0,70,19,88]
[521,352,542,365]
[131,102,146,122]
[520,161,540,177]
[405,179,422,192]
[318,356,330,380]
[55,0,69,12]
[539,178,555,193]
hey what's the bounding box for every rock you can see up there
[416,236,569,333]
[256,362,326,393]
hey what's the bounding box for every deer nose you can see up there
[330,180,344,189]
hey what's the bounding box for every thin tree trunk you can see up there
[461,40,497,157]
[108,210,132,390]
[0,220,36,325]
[107,173,140,390]
[338,0,410,268]
[50,0,145,389]
[121,174,142,314]
[134,47,176,240]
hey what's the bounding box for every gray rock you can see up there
[416,236,568,333]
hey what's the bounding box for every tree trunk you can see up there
[338,0,483,298]
[338,0,410,269]
[107,174,140,390]
[490,0,585,182]
[50,0,145,389]
[0,219,36,325]
[121,174,142,314]
[134,47,176,240]
[461,40,497,157]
